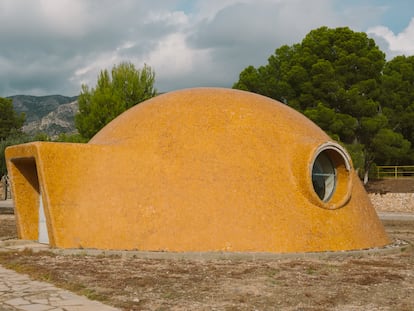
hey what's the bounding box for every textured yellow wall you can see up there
[6,88,390,252]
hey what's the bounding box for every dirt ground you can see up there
[365,179,414,193]
[0,214,413,311]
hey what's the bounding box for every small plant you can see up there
[306,266,317,275]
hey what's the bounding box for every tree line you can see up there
[233,26,414,182]
[0,62,157,177]
[1,26,414,182]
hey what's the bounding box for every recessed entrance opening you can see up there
[9,157,49,244]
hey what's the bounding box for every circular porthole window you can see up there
[310,142,352,209]
[312,152,336,202]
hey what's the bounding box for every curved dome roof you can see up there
[6,88,390,252]
[91,88,327,147]
[86,88,388,252]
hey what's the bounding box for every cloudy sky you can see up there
[1,0,413,97]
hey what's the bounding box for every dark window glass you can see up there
[312,152,336,201]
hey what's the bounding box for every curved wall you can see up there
[6,88,390,252]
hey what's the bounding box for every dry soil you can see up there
[0,214,413,311]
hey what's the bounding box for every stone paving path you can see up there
[0,200,121,310]
[0,264,120,311]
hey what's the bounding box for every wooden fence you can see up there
[376,165,414,179]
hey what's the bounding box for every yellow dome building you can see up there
[6,88,390,253]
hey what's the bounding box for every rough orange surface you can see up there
[6,88,390,252]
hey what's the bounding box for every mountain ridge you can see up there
[8,95,79,138]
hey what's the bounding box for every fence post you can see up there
[376,165,414,179]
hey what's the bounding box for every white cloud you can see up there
[144,10,189,26]
[368,17,414,58]
[38,0,88,36]
[190,0,248,21]
[1,0,414,96]
[147,33,205,76]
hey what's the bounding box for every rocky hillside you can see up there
[9,95,78,138]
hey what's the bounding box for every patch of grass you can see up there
[81,287,106,301]
[40,271,54,282]
[2,261,33,274]
[162,291,177,300]
[266,267,280,277]
[268,278,282,286]
[305,266,317,275]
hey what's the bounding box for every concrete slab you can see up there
[0,200,14,215]
[0,199,13,209]
[377,212,414,221]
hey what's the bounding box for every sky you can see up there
[1,0,414,97]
